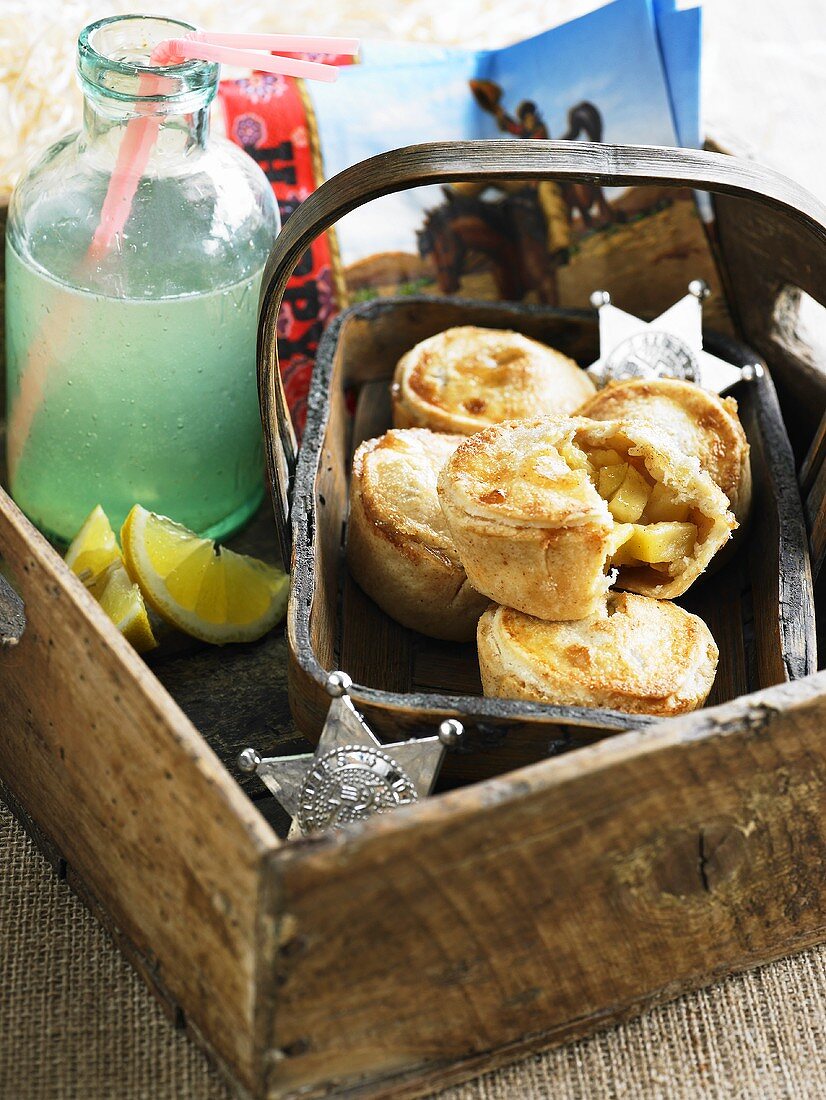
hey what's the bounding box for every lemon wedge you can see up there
[64,505,156,652]
[64,504,121,587]
[91,560,158,654]
[121,505,288,644]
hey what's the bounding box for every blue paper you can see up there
[651,0,702,148]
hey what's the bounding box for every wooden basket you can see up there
[1,140,825,1100]
[281,295,813,781]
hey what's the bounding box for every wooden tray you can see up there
[1,141,826,1100]
[282,294,814,781]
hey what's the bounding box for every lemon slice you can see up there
[64,504,121,587]
[121,505,288,644]
[92,560,158,654]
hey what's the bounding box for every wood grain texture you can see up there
[803,411,826,581]
[263,670,826,1099]
[721,334,817,683]
[713,197,826,457]
[284,294,815,782]
[149,627,302,797]
[0,487,279,1092]
[147,502,302,796]
[807,465,826,581]
[801,408,826,497]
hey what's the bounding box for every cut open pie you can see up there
[578,377,751,529]
[437,415,736,621]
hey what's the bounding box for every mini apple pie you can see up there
[348,428,488,641]
[437,415,735,620]
[578,378,751,526]
[392,325,595,435]
[477,593,718,716]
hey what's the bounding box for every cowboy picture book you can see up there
[219,0,717,429]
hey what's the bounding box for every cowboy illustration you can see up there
[461,83,615,250]
[418,84,615,305]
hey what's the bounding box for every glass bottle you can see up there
[5,14,280,542]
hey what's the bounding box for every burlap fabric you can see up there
[3,796,826,1100]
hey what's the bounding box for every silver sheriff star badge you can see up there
[587,280,763,393]
[237,671,463,836]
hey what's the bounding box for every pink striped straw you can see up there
[88,31,359,258]
[167,31,361,55]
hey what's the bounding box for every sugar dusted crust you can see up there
[392,326,596,435]
[437,415,736,620]
[478,593,718,715]
[347,428,488,641]
[354,428,463,562]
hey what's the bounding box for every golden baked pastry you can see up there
[477,593,718,716]
[437,415,735,620]
[347,428,488,641]
[577,378,751,526]
[392,325,595,435]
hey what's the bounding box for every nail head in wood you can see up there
[237,748,262,774]
[689,278,710,299]
[326,671,353,698]
[438,719,464,747]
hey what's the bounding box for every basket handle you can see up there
[258,139,826,565]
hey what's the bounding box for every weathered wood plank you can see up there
[263,671,826,1099]
[680,559,748,706]
[714,198,826,458]
[802,406,826,585]
[801,408,826,496]
[805,439,826,580]
[150,627,301,796]
[143,499,299,795]
[739,362,818,683]
[0,488,278,1093]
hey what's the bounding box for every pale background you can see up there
[3,1,826,1098]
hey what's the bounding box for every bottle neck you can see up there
[80,93,211,162]
[76,15,218,168]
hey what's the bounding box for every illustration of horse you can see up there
[417,187,561,305]
[469,83,617,230]
[558,101,616,228]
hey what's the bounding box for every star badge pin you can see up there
[587,280,764,394]
[237,671,463,836]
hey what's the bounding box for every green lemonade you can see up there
[5,239,265,543]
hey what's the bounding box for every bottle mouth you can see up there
[77,15,219,105]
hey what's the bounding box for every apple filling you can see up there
[576,445,699,578]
